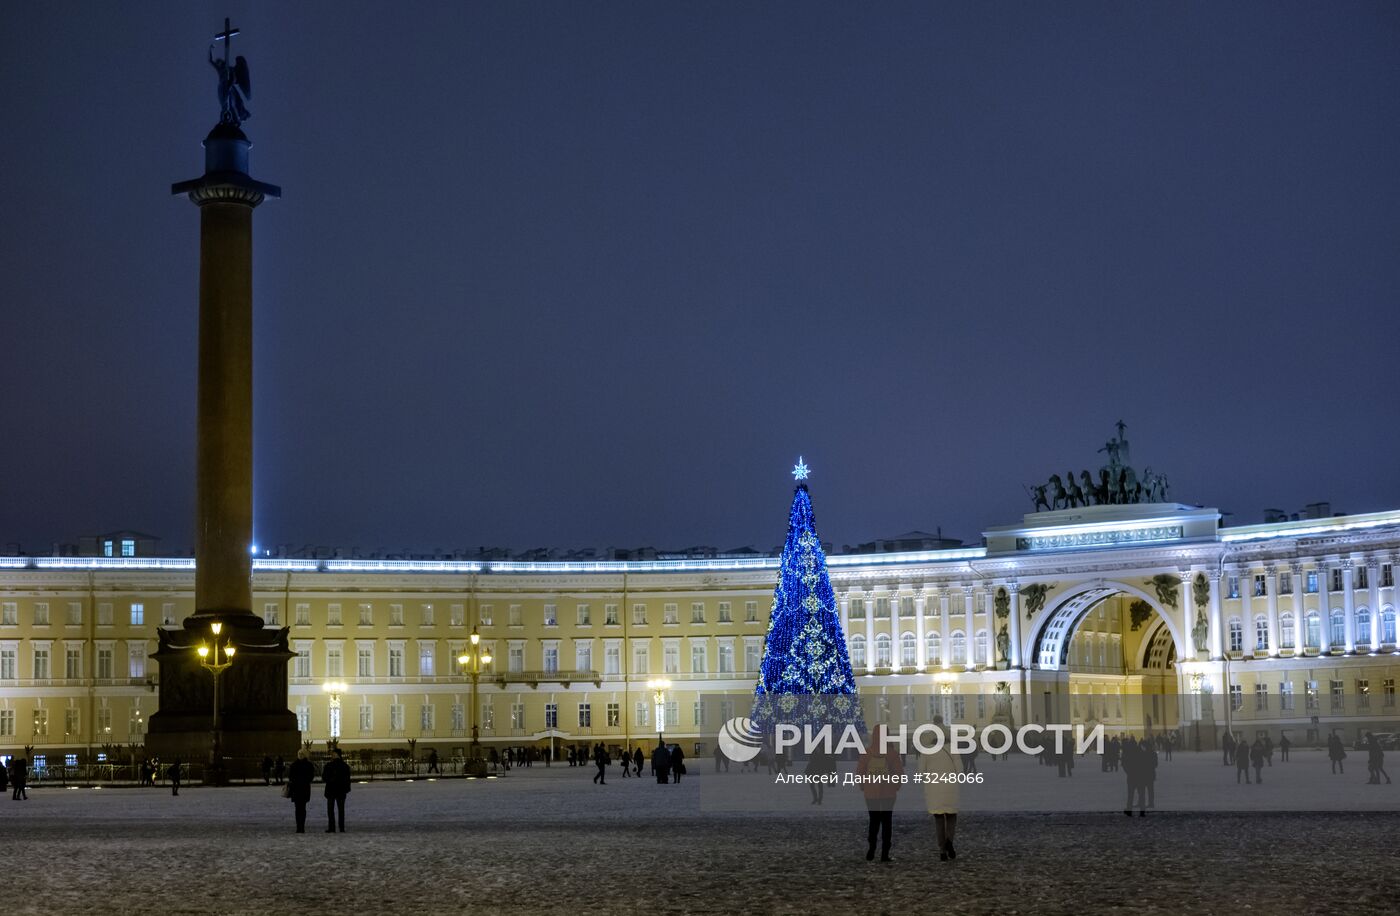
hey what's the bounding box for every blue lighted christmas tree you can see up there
[754,459,859,708]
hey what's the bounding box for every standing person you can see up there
[1164,733,1175,763]
[858,724,904,863]
[1366,732,1392,785]
[920,716,960,861]
[274,755,286,786]
[12,757,28,800]
[1140,738,1158,812]
[1279,734,1291,762]
[633,746,644,778]
[652,740,671,784]
[1121,737,1140,816]
[322,747,352,832]
[1236,735,1253,784]
[1328,733,1347,775]
[670,743,686,784]
[1262,734,1273,767]
[426,748,440,775]
[1250,738,1266,785]
[593,743,609,785]
[169,758,182,797]
[1222,730,1236,767]
[287,748,316,833]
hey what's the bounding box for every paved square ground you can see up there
[6,752,1396,915]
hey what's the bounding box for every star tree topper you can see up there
[792,457,810,481]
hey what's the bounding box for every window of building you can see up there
[1357,566,1369,590]
[420,603,434,627]
[0,645,14,680]
[128,603,142,626]
[926,632,941,667]
[357,646,373,677]
[1305,680,1319,710]
[717,602,732,623]
[1384,678,1396,708]
[605,643,621,675]
[33,645,50,679]
[717,642,733,673]
[1330,679,1345,709]
[389,604,404,626]
[543,644,559,674]
[1,708,17,737]
[875,598,891,619]
[327,645,343,677]
[691,603,705,624]
[1228,617,1243,653]
[665,700,678,728]
[260,603,279,626]
[420,703,435,732]
[1357,608,1372,646]
[1279,572,1293,595]
[691,643,706,673]
[1330,610,1345,648]
[0,603,15,626]
[693,701,707,727]
[473,604,488,627]
[508,643,524,673]
[64,646,81,679]
[1229,684,1243,711]
[633,604,648,625]
[1279,612,1295,649]
[129,644,146,679]
[31,603,50,626]
[975,630,989,667]
[294,646,311,678]
[358,604,373,626]
[543,604,557,627]
[663,643,679,674]
[327,604,342,626]
[663,604,679,625]
[509,605,523,627]
[900,633,916,667]
[850,635,866,668]
[873,633,891,668]
[1306,571,1318,593]
[578,703,592,728]
[358,704,373,732]
[575,642,592,672]
[951,631,967,666]
[1252,575,1266,598]
[1330,569,1343,593]
[745,601,758,623]
[1280,681,1295,711]
[62,707,79,737]
[1357,679,1371,710]
[1305,612,1321,650]
[450,604,466,627]
[576,604,591,626]
[450,704,465,732]
[901,596,916,618]
[1382,608,1397,645]
[419,643,435,677]
[606,703,620,727]
[1254,616,1269,653]
[289,603,308,627]
[295,705,309,733]
[544,704,558,729]
[1227,576,1240,599]
[389,704,405,732]
[1254,682,1268,711]
[633,644,649,675]
[96,647,113,680]
[481,703,494,730]
[635,702,649,728]
[605,604,619,625]
[125,708,141,737]
[850,599,866,620]
[1383,564,1394,588]
[64,602,83,626]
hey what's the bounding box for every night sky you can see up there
[3,2,1399,556]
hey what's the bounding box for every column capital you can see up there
[1290,561,1305,575]
[961,585,975,598]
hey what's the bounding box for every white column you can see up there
[914,591,927,670]
[1342,559,1357,654]
[1368,558,1382,651]
[1208,569,1224,660]
[1008,582,1023,669]
[1265,565,1280,657]
[839,592,850,637]
[1179,568,1196,658]
[963,586,976,670]
[939,590,951,670]
[1291,562,1306,654]
[1238,566,1253,656]
[983,588,995,667]
[864,591,875,668]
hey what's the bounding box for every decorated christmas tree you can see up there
[754,460,859,723]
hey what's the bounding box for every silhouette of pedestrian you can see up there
[1279,735,1291,762]
[261,755,273,786]
[169,758,183,796]
[287,749,316,833]
[1365,732,1392,785]
[670,744,686,783]
[274,755,286,785]
[633,746,644,778]
[1250,738,1265,784]
[652,740,671,784]
[593,743,609,784]
[1236,735,1253,784]
[322,747,352,832]
[858,724,904,863]
[1328,733,1347,775]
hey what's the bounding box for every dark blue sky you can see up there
[3,2,1399,554]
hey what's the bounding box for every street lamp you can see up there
[457,627,493,762]
[647,678,671,740]
[322,680,348,743]
[196,622,236,780]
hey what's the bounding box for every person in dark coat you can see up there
[1121,737,1140,816]
[592,743,609,785]
[274,755,286,785]
[322,747,352,832]
[1328,733,1347,774]
[287,748,316,833]
[652,740,671,784]
[1365,732,1392,785]
[426,748,440,775]
[633,746,644,778]
[261,755,273,786]
[1236,735,1253,784]
[858,724,905,862]
[1222,730,1236,766]
[670,744,686,783]
[169,758,182,796]
[1279,734,1291,762]
[1250,738,1266,785]
[12,757,28,799]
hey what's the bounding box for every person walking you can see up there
[651,740,671,784]
[287,748,316,833]
[670,743,686,784]
[274,755,286,785]
[1262,734,1273,767]
[858,724,904,863]
[920,717,960,861]
[1222,730,1236,767]
[1279,734,1291,762]
[322,747,352,832]
[169,758,182,796]
[426,748,440,775]
[1365,733,1392,785]
[593,743,609,785]
[1250,738,1266,785]
[261,755,273,786]
[12,757,28,800]
[1235,735,1252,784]
[633,746,644,778]
[1328,733,1347,775]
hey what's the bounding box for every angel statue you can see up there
[210,43,252,125]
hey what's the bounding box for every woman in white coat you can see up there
[919,714,961,861]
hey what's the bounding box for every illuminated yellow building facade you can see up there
[2,502,1398,764]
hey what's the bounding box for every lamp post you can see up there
[322,680,347,745]
[457,627,493,763]
[196,622,236,781]
[647,678,671,741]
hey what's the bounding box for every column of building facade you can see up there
[1367,557,1382,650]
[839,591,850,639]
[1207,567,1224,659]
[1007,582,1023,668]
[1237,564,1252,655]
[1289,561,1306,655]
[939,589,951,670]
[1178,568,1196,658]
[914,589,927,670]
[962,585,975,670]
[1318,558,1334,655]
[1265,564,1280,657]
[864,588,876,670]
[1342,558,1357,654]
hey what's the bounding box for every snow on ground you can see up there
[5,752,1397,916]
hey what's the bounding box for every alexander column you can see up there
[146,19,299,782]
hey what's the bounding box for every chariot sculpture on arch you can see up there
[1025,421,1170,510]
